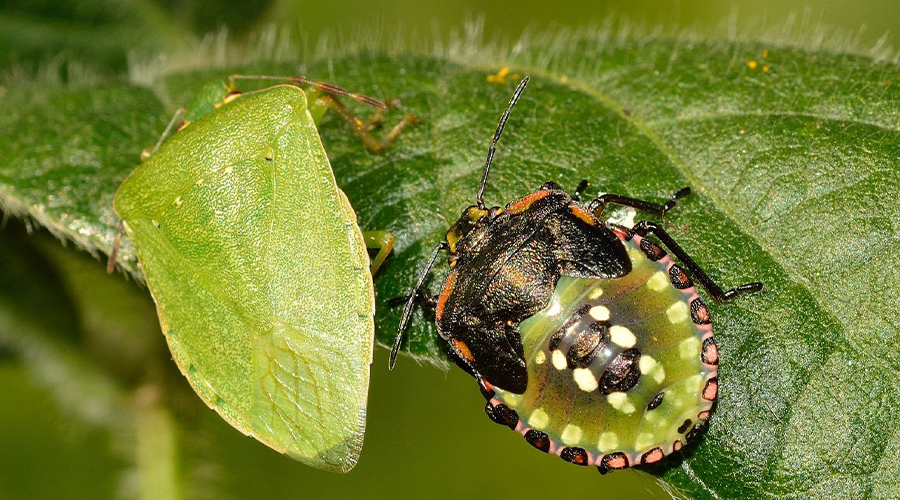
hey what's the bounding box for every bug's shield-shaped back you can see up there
[114,85,375,472]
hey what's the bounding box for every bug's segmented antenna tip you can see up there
[476,75,531,208]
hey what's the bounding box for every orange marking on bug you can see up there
[508,190,550,214]
[435,272,457,321]
[703,340,719,364]
[610,225,630,240]
[606,454,628,469]
[176,120,191,132]
[642,448,665,464]
[702,379,718,401]
[569,203,595,225]
[694,301,711,323]
[454,339,475,363]
[673,440,684,452]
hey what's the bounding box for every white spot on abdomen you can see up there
[561,424,583,446]
[573,368,599,391]
[589,305,610,321]
[667,301,689,324]
[552,350,567,370]
[610,325,636,348]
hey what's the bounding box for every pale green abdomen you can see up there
[491,234,718,472]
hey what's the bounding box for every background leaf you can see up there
[0,0,180,76]
[1,28,899,498]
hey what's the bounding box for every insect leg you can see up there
[362,230,396,274]
[228,75,386,108]
[141,107,186,160]
[390,242,447,368]
[387,292,438,309]
[316,95,419,154]
[632,220,763,302]
[590,186,692,217]
[106,220,124,273]
[572,180,590,201]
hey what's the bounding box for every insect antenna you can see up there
[228,75,388,109]
[475,76,530,209]
[390,242,446,369]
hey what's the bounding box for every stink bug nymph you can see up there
[390,77,762,473]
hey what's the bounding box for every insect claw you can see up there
[719,281,764,301]
[388,295,410,307]
[662,187,692,214]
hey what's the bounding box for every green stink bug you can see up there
[113,76,413,472]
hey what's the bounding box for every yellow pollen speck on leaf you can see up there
[552,350,567,370]
[487,67,520,84]
[561,424,583,446]
[748,60,759,70]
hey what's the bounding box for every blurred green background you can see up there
[1,1,898,499]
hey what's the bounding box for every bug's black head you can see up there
[448,75,529,258]
[445,205,504,255]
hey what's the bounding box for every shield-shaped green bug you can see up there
[114,77,411,472]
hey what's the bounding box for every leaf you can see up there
[0,223,188,500]
[0,0,179,75]
[0,83,167,275]
[1,30,898,497]
[0,362,129,500]
[0,224,134,431]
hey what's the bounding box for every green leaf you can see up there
[0,83,166,275]
[0,225,134,431]
[1,31,899,497]
[0,362,128,500]
[0,0,180,75]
